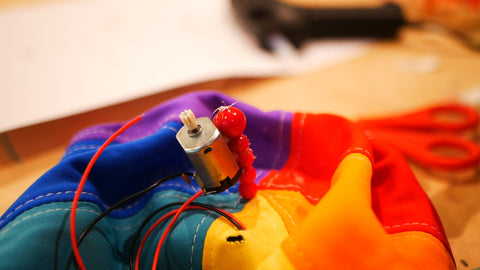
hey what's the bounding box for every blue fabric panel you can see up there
[0,91,294,269]
[0,122,192,229]
[0,190,243,270]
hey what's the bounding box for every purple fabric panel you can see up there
[68,90,293,170]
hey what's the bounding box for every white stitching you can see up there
[383,222,447,242]
[264,182,321,203]
[238,194,283,239]
[110,193,191,231]
[71,128,115,140]
[1,125,186,225]
[0,174,201,226]
[0,208,103,236]
[260,210,283,239]
[190,213,211,270]
[1,191,106,224]
[72,128,114,141]
[265,171,280,189]
[124,193,238,233]
[263,156,367,204]
[73,130,144,142]
[71,120,180,144]
[264,194,306,205]
[389,233,451,258]
[65,145,100,155]
[0,193,194,236]
[262,193,297,228]
[66,124,180,156]
[0,191,187,227]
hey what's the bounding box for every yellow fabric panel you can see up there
[202,193,289,270]
[280,153,455,269]
[205,152,455,269]
[282,153,390,269]
[256,248,295,270]
[258,231,455,270]
[260,190,314,234]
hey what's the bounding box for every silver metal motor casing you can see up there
[176,117,241,194]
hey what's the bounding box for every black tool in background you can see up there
[231,0,406,52]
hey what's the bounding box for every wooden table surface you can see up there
[1,27,480,269]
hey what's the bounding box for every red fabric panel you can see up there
[259,112,452,257]
[259,113,373,203]
[371,141,452,256]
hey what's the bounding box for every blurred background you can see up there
[0,0,479,268]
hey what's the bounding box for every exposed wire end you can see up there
[179,109,198,131]
[181,173,192,185]
[212,101,239,116]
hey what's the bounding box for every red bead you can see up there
[239,166,256,183]
[228,134,250,154]
[239,181,258,200]
[238,149,255,168]
[213,106,247,138]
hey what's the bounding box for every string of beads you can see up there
[213,105,258,199]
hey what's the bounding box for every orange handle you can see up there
[359,104,479,133]
[367,128,480,170]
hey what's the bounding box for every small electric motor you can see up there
[176,110,241,194]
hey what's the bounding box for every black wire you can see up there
[128,201,243,270]
[69,172,193,269]
[76,172,193,246]
[71,171,242,270]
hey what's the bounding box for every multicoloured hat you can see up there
[0,91,454,269]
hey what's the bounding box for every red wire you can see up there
[69,115,143,270]
[135,205,246,269]
[151,190,203,270]
[134,206,203,270]
[135,209,176,270]
[134,205,245,269]
[214,208,247,231]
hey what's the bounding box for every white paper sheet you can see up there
[0,0,370,132]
